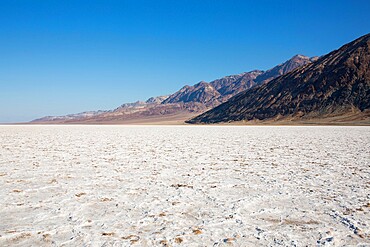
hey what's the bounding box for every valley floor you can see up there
[0,125,369,246]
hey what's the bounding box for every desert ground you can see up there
[0,125,369,246]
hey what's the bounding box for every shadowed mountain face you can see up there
[210,70,263,98]
[163,55,315,106]
[188,33,370,124]
[162,81,222,107]
[254,55,319,84]
[32,55,315,124]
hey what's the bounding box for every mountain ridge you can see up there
[31,54,317,124]
[187,33,370,124]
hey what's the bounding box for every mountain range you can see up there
[32,33,369,125]
[32,54,317,124]
[188,33,370,125]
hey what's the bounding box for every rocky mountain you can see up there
[210,70,263,99]
[145,95,169,104]
[32,110,110,122]
[115,95,169,110]
[32,95,171,123]
[254,55,319,84]
[31,54,316,124]
[163,55,315,106]
[162,81,222,107]
[187,33,370,124]
[115,101,147,110]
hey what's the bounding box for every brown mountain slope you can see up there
[209,70,263,96]
[187,33,370,124]
[31,54,315,124]
[162,81,222,107]
[163,55,314,106]
[254,55,318,84]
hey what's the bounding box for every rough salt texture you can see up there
[0,125,369,246]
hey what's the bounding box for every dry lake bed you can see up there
[0,125,369,246]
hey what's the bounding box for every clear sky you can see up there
[1,0,369,122]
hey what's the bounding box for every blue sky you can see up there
[0,0,369,122]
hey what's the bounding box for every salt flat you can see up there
[0,125,369,246]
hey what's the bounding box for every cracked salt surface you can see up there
[0,125,369,246]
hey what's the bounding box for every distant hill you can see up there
[32,110,110,123]
[31,55,316,124]
[187,33,370,125]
